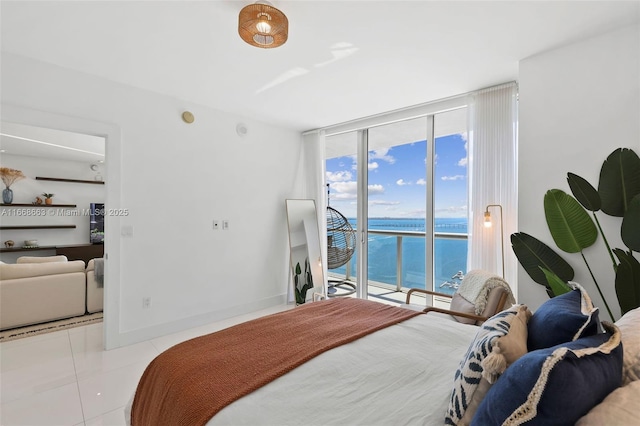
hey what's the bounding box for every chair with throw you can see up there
[404,269,515,325]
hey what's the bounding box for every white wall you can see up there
[1,53,302,347]
[518,24,640,320]
[0,154,106,263]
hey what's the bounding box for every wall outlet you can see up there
[222,220,229,230]
[142,297,152,309]
[121,225,134,237]
[213,220,219,230]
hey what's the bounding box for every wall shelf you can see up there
[0,245,57,253]
[0,244,104,263]
[36,176,104,185]
[0,203,77,208]
[0,225,77,230]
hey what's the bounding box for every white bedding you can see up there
[126,310,477,425]
[206,312,477,425]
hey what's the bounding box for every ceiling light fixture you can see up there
[238,1,288,49]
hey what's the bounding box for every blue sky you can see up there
[326,134,468,218]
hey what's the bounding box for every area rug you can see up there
[0,312,103,343]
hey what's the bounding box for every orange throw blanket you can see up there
[131,298,421,426]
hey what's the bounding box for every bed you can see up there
[126,298,478,425]
[126,293,640,426]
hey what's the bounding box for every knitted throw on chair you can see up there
[457,269,515,315]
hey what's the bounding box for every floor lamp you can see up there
[484,204,505,278]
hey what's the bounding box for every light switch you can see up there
[222,220,229,230]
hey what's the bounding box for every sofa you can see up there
[86,258,104,314]
[0,256,87,330]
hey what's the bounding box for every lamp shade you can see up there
[238,2,288,49]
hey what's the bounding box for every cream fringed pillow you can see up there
[614,307,640,385]
[576,381,640,425]
[445,304,531,426]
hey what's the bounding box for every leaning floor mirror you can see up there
[285,199,326,305]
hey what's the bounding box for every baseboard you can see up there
[115,293,288,348]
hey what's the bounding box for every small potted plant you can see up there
[42,193,55,205]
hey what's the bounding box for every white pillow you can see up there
[16,255,68,264]
[615,307,640,385]
[576,381,640,425]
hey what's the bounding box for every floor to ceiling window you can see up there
[324,106,468,297]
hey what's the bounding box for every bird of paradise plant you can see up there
[511,148,640,320]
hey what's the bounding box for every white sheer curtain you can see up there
[468,83,519,299]
[300,130,328,295]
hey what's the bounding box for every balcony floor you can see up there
[329,281,452,310]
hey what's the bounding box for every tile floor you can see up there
[0,290,424,426]
[0,304,292,426]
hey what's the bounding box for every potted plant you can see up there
[42,193,55,205]
[294,257,314,305]
[0,167,25,204]
[511,148,640,320]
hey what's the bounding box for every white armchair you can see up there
[86,258,104,314]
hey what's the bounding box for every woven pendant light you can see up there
[238,1,288,48]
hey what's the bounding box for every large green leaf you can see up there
[511,232,574,288]
[567,172,601,212]
[544,189,597,253]
[614,249,640,315]
[622,194,640,252]
[540,267,572,297]
[599,148,640,217]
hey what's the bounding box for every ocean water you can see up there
[330,217,468,296]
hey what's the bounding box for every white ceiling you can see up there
[1,1,639,132]
[0,121,105,163]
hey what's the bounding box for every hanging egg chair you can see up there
[326,206,356,296]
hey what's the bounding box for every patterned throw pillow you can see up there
[472,322,623,426]
[445,304,531,426]
[527,283,599,351]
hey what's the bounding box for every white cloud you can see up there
[330,181,357,200]
[368,162,379,171]
[369,148,395,164]
[435,205,468,218]
[416,178,426,185]
[369,200,400,206]
[328,181,385,200]
[458,137,469,167]
[326,170,352,182]
[442,175,465,181]
[396,179,410,186]
[368,184,385,194]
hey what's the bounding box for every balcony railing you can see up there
[330,229,468,295]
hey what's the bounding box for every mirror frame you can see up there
[285,199,326,304]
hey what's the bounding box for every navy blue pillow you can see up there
[528,286,599,351]
[471,323,623,426]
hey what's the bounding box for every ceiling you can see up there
[1,1,639,132]
[0,121,105,163]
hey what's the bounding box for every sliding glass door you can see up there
[433,108,469,295]
[366,117,428,297]
[324,106,468,298]
[325,131,360,296]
